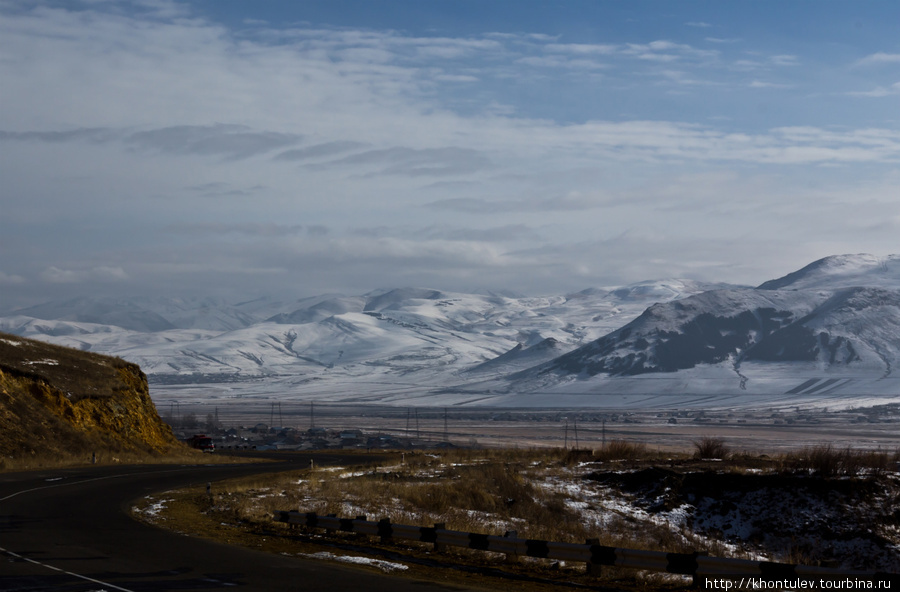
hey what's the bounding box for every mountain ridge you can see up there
[2,254,898,408]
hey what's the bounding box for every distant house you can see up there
[308,438,329,449]
[340,429,364,446]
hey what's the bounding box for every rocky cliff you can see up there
[0,331,180,459]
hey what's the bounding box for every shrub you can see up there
[693,436,729,460]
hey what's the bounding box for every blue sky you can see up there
[1,0,899,307]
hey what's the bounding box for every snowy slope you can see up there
[12,297,177,332]
[463,337,568,377]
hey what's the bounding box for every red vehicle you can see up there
[187,434,215,452]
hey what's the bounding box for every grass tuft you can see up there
[780,444,898,477]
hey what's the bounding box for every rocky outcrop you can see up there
[0,332,180,459]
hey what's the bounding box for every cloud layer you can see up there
[1,1,899,308]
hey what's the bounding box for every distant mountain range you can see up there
[2,255,898,409]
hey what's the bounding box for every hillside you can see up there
[0,331,180,460]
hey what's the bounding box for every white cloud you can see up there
[432,73,479,83]
[731,59,765,71]
[0,271,25,285]
[623,40,718,62]
[517,55,606,70]
[846,82,900,98]
[770,54,800,66]
[749,80,791,89]
[545,43,618,55]
[857,52,900,66]
[41,266,127,284]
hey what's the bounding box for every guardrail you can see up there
[273,510,897,583]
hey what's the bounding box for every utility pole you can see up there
[564,419,568,450]
[574,417,579,449]
[444,408,449,444]
[602,418,606,449]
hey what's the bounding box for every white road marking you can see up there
[0,544,136,592]
[0,465,204,591]
[0,466,193,502]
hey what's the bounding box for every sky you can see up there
[2,0,899,309]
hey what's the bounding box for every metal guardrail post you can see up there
[377,518,392,543]
[432,523,446,552]
[585,538,600,576]
[665,551,704,586]
[503,531,519,564]
[305,511,318,534]
[354,515,367,539]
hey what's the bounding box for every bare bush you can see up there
[693,436,730,460]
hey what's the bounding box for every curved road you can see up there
[0,454,480,591]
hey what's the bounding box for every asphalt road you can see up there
[0,453,481,592]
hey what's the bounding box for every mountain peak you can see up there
[758,254,900,291]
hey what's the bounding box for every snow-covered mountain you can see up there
[2,254,898,409]
[2,281,718,375]
[758,253,900,291]
[495,255,900,405]
[10,295,293,332]
[511,286,898,379]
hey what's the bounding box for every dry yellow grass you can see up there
[206,447,699,555]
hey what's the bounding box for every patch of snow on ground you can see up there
[298,551,408,573]
[534,472,752,557]
[463,509,523,531]
[133,497,171,521]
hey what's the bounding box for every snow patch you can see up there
[297,551,408,573]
